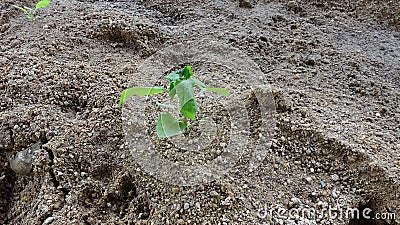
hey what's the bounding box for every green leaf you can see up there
[166,72,182,98]
[168,80,182,99]
[190,77,206,88]
[165,66,194,98]
[169,88,177,99]
[206,87,230,97]
[180,99,197,120]
[165,72,180,82]
[180,66,193,80]
[156,102,175,109]
[118,86,166,106]
[165,73,180,96]
[179,121,187,131]
[35,0,50,9]
[156,113,184,138]
[175,80,197,120]
[12,5,30,14]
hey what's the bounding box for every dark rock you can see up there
[239,0,253,8]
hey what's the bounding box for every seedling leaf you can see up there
[206,87,230,97]
[175,80,197,120]
[166,73,181,98]
[178,121,187,131]
[180,99,197,120]
[118,86,166,106]
[169,88,177,99]
[156,102,175,109]
[118,65,229,139]
[156,113,185,138]
[35,0,50,9]
[12,5,30,14]
[166,66,194,99]
[165,72,180,82]
[181,66,193,80]
[190,77,206,88]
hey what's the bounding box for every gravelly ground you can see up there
[0,0,399,224]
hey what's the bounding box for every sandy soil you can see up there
[1,0,399,224]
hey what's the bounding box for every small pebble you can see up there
[287,1,299,12]
[9,150,33,175]
[320,181,326,188]
[289,197,301,207]
[221,197,232,206]
[332,190,339,198]
[172,187,180,194]
[210,190,220,198]
[331,174,339,181]
[43,217,55,224]
[238,0,253,8]
[184,202,190,210]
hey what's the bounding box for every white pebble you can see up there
[184,202,190,210]
[43,217,55,224]
[331,174,339,181]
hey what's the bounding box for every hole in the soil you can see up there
[55,93,88,114]
[45,148,59,187]
[94,20,165,56]
[8,128,15,150]
[91,164,113,180]
[245,91,262,139]
[146,3,192,26]
[43,143,68,199]
[60,187,70,197]
[135,195,150,219]
[348,200,390,225]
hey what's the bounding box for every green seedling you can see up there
[300,66,309,75]
[13,0,50,19]
[119,66,229,138]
